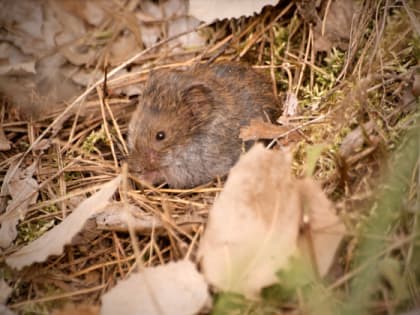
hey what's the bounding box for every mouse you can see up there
[127,62,280,188]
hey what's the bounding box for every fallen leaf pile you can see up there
[2,145,345,314]
[0,0,204,119]
[5,175,121,270]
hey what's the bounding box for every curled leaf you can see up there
[0,163,39,248]
[198,145,301,298]
[6,175,121,270]
[101,260,209,315]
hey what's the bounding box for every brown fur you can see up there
[127,62,280,188]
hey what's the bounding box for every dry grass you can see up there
[1,0,419,314]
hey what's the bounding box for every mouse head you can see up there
[127,70,215,178]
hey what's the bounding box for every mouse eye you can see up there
[155,131,166,141]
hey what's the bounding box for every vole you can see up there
[127,62,279,188]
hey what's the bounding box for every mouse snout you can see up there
[127,147,161,173]
[139,148,161,170]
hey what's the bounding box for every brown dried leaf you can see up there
[96,202,205,235]
[95,203,163,234]
[51,304,99,315]
[101,260,209,315]
[0,268,13,315]
[58,0,106,27]
[0,305,15,315]
[239,119,301,143]
[0,127,11,151]
[0,279,12,304]
[0,61,36,76]
[189,0,279,23]
[0,163,39,248]
[413,74,420,97]
[298,179,346,277]
[240,119,288,140]
[109,33,140,66]
[5,175,121,270]
[198,144,345,297]
[198,145,301,298]
[339,121,376,158]
[0,1,83,118]
[314,0,359,52]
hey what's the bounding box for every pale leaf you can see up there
[0,278,13,314]
[314,0,359,52]
[339,121,376,158]
[283,91,299,117]
[0,163,39,248]
[0,61,36,76]
[96,202,204,235]
[101,260,209,315]
[189,0,279,23]
[198,144,301,298]
[0,127,11,151]
[298,179,346,277]
[0,279,12,304]
[5,175,121,270]
[0,305,15,315]
[95,203,163,234]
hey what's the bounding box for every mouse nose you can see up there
[141,148,160,170]
[148,149,159,164]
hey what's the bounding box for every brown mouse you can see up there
[127,62,280,188]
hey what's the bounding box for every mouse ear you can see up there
[179,82,214,125]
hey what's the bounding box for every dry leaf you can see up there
[101,260,209,315]
[5,175,121,270]
[298,179,346,277]
[140,0,204,49]
[313,0,359,52]
[51,304,99,315]
[0,279,12,304]
[168,16,204,49]
[58,0,106,27]
[198,144,345,297]
[95,203,163,233]
[198,145,301,298]
[0,280,14,315]
[96,202,205,234]
[413,74,420,97]
[0,163,39,248]
[339,121,376,158]
[283,91,299,117]
[109,33,139,66]
[0,0,83,118]
[239,119,300,143]
[189,0,279,23]
[0,305,15,315]
[0,61,36,76]
[0,127,11,151]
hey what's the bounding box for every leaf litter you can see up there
[101,260,210,315]
[5,175,121,270]
[198,145,345,298]
[0,162,39,248]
